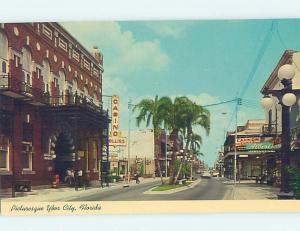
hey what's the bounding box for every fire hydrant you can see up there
[52,174,60,188]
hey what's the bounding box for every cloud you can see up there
[61,22,169,77]
[145,21,188,39]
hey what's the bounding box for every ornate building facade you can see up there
[0,23,110,189]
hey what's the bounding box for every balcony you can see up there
[41,93,109,130]
[0,74,46,105]
[43,93,104,115]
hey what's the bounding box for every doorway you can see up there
[53,132,75,182]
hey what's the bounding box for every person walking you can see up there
[135,172,140,184]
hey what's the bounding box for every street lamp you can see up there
[261,64,300,199]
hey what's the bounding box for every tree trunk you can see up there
[155,142,164,184]
[169,130,178,185]
[173,160,183,184]
[173,138,190,184]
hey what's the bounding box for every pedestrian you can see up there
[135,172,140,184]
[65,168,73,186]
[78,170,83,187]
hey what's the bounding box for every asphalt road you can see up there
[69,177,229,201]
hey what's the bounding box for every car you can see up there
[211,171,219,177]
[201,171,211,178]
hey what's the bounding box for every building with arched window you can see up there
[0,23,110,191]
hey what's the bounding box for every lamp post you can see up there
[261,64,300,199]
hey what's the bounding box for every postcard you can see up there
[1,20,300,215]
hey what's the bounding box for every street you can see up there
[69,178,228,201]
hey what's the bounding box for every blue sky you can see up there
[63,19,300,166]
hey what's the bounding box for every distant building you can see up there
[223,119,275,180]
[109,129,155,177]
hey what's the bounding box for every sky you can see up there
[62,19,300,166]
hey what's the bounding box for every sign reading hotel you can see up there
[109,95,127,146]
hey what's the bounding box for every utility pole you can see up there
[234,98,242,184]
[127,98,133,183]
[234,104,237,185]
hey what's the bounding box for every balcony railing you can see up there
[0,74,34,98]
[0,74,107,117]
[44,93,104,114]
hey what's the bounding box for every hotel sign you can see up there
[245,142,274,151]
[109,95,127,146]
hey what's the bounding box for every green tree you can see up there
[173,99,210,184]
[161,96,194,184]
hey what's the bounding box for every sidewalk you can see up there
[0,178,160,202]
[222,179,278,200]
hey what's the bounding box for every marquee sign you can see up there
[236,137,261,146]
[109,95,127,146]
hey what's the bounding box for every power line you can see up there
[274,21,300,72]
[202,98,236,108]
[238,20,275,100]
[223,21,275,137]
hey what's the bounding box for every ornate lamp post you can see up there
[261,64,300,199]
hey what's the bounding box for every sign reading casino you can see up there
[109,95,127,146]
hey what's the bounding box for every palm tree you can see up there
[161,96,195,184]
[173,103,210,184]
[133,95,171,184]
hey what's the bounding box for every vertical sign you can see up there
[111,95,119,137]
[109,95,126,146]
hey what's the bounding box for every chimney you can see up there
[92,46,103,65]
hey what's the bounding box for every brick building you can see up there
[0,23,110,189]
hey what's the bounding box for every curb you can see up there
[143,179,202,195]
[2,178,161,202]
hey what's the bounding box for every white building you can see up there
[109,129,155,176]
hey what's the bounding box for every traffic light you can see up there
[237,98,242,106]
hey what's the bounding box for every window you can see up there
[36,67,41,79]
[21,142,33,170]
[26,74,31,85]
[14,55,20,67]
[54,78,58,87]
[25,114,30,123]
[1,61,6,74]
[0,135,9,170]
[42,60,51,93]
[0,32,8,67]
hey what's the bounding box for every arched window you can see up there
[2,61,6,73]
[42,59,51,93]
[72,79,78,94]
[0,32,8,75]
[0,135,9,170]
[83,86,90,103]
[22,47,32,85]
[58,70,66,93]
